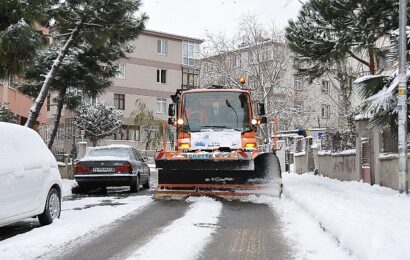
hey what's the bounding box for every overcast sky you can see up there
[141,0,302,39]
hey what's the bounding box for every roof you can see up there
[182,88,250,94]
[142,29,204,44]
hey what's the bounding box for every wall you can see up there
[314,150,359,181]
[294,152,308,173]
[376,155,410,190]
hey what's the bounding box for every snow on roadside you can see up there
[0,196,153,259]
[62,179,77,197]
[128,197,222,260]
[282,172,410,260]
[247,195,352,260]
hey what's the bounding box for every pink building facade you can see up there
[0,84,47,126]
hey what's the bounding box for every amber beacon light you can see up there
[239,76,246,85]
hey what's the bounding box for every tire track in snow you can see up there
[281,188,357,259]
[53,199,188,260]
[127,197,223,260]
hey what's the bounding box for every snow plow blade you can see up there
[154,153,282,200]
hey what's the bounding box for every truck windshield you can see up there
[183,91,252,132]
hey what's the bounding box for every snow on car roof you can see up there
[0,122,57,172]
[91,144,133,150]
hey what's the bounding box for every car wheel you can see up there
[130,176,140,193]
[143,174,150,189]
[38,188,61,226]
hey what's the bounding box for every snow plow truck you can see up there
[154,86,282,200]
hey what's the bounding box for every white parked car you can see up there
[0,122,62,227]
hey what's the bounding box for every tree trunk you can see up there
[25,24,82,128]
[369,48,376,75]
[2,74,9,107]
[145,132,151,150]
[336,60,352,129]
[48,87,67,149]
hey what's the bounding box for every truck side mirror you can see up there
[257,103,265,116]
[297,129,307,137]
[260,116,267,124]
[168,104,175,117]
[168,117,175,125]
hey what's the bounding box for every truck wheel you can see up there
[38,188,61,226]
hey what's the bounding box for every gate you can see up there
[361,138,371,184]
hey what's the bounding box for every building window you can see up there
[321,80,330,94]
[83,94,98,105]
[261,47,272,61]
[294,77,302,91]
[157,39,168,55]
[114,93,125,110]
[157,69,167,84]
[248,75,256,88]
[248,51,257,64]
[234,54,242,68]
[182,67,200,88]
[156,98,167,114]
[115,64,126,79]
[321,104,330,119]
[183,41,200,66]
[294,101,304,112]
[7,75,14,89]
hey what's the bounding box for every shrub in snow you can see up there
[74,102,123,146]
[321,130,356,152]
[354,27,410,130]
[0,105,17,123]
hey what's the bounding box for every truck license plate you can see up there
[189,153,213,160]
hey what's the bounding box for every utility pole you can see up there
[398,0,408,193]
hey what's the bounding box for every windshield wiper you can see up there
[201,125,228,128]
[201,125,243,131]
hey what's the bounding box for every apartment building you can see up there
[48,30,203,152]
[201,42,342,132]
[0,80,47,127]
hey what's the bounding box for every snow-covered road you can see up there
[0,194,153,259]
[1,171,409,260]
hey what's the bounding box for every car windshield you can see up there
[87,148,131,158]
[183,91,251,132]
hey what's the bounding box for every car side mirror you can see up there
[142,156,148,162]
[257,103,265,116]
[168,104,175,117]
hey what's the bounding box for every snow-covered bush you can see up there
[0,105,17,123]
[74,102,123,146]
[354,27,410,130]
[321,130,356,152]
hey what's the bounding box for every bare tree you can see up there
[201,15,300,140]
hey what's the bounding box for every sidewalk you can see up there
[282,172,410,260]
